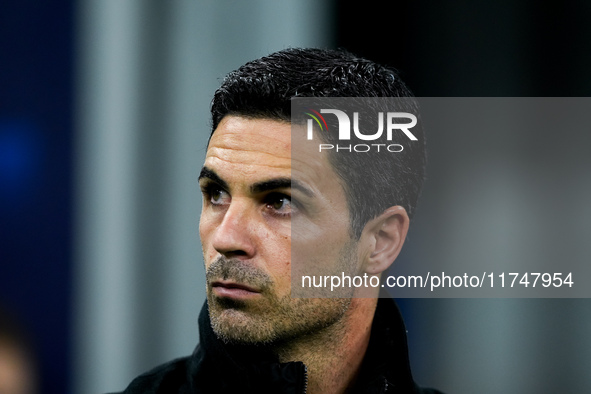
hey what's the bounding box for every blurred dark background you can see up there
[337,0,591,96]
[1,1,590,393]
[1,2,73,394]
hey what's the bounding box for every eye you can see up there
[211,188,230,205]
[265,193,292,215]
[202,184,230,206]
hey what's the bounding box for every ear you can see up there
[361,206,410,275]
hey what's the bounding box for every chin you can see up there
[210,307,279,345]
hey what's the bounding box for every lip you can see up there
[211,280,261,299]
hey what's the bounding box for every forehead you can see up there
[206,116,292,172]
[205,116,344,190]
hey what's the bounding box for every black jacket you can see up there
[115,298,443,393]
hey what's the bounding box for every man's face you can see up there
[199,116,360,344]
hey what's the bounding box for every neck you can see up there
[274,298,377,394]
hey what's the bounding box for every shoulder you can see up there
[109,356,193,394]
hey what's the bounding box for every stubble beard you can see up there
[205,244,358,346]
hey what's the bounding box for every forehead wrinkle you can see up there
[207,146,291,160]
[214,127,289,141]
[205,153,292,171]
[206,145,292,170]
[210,130,290,154]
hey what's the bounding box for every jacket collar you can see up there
[355,297,420,393]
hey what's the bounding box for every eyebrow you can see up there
[199,166,314,198]
[199,167,229,190]
[252,178,314,198]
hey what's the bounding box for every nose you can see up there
[210,199,256,259]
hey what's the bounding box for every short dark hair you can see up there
[210,48,426,238]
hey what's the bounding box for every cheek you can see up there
[198,219,207,247]
[292,226,353,277]
[199,216,216,261]
[264,234,292,286]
